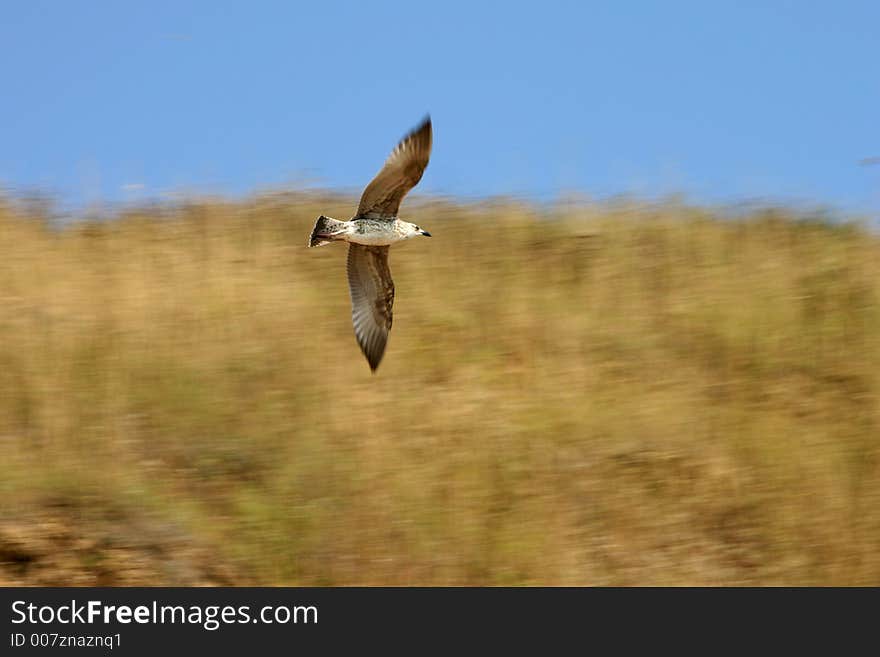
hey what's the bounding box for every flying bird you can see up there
[308,116,433,371]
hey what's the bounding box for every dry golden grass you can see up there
[1,193,879,585]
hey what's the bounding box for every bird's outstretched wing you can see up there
[347,244,395,371]
[356,116,432,220]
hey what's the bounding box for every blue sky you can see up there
[2,1,878,214]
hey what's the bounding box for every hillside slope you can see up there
[1,195,878,585]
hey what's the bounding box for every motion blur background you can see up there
[1,2,879,585]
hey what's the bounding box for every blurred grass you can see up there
[1,194,879,585]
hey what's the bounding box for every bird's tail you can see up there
[309,215,347,247]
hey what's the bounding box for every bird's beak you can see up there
[421,230,432,237]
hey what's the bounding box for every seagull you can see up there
[308,116,433,372]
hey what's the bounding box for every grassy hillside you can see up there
[1,194,879,585]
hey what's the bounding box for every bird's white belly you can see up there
[346,232,397,246]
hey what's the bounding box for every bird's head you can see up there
[402,221,431,239]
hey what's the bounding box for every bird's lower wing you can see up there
[347,244,395,371]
